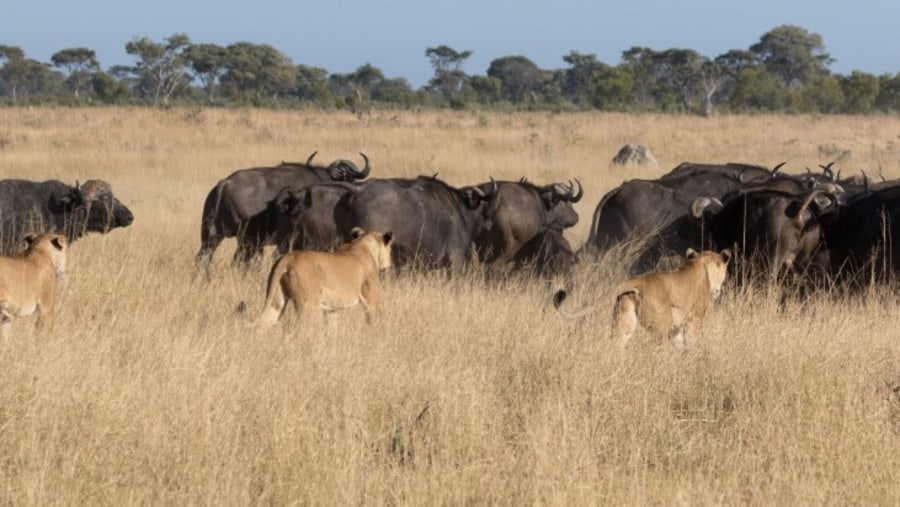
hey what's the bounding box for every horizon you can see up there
[4,0,898,89]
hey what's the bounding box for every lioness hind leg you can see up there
[613,293,638,348]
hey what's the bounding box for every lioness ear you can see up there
[383,232,393,245]
[23,233,38,246]
[685,247,699,259]
[350,227,365,239]
[51,236,65,251]
[720,248,732,264]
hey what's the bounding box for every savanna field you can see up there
[2,107,900,504]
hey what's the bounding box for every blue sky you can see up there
[4,0,898,88]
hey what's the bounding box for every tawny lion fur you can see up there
[0,233,68,338]
[258,228,393,325]
[554,248,731,347]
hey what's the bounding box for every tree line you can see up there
[1,25,898,115]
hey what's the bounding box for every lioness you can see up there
[553,248,731,347]
[258,227,393,325]
[0,233,68,338]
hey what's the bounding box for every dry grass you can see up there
[1,107,900,504]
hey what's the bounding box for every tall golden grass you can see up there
[1,107,899,504]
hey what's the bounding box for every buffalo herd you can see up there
[4,153,900,295]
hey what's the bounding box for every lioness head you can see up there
[351,227,394,270]
[24,233,68,276]
[686,247,731,300]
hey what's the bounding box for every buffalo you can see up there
[196,151,371,273]
[269,181,358,254]
[821,184,900,287]
[0,179,134,253]
[693,188,839,284]
[473,178,583,271]
[334,175,496,271]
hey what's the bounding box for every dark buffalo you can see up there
[334,175,496,270]
[510,226,578,277]
[269,181,358,254]
[0,179,134,253]
[196,151,371,272]
[693,188,838,283]
[821,184,900,287]
[473,178,583,270]
[584,179,705,272]
[584,161,827,273]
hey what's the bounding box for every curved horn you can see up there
[568,178,584,203]
[771,161,786,175]
[861,170,870,192]
[352,152,371,179]
[819,162,835,181]
[305,151,318,166]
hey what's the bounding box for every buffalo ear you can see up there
[351,227,365,239]
[685,247,699,259]
[383,232,393,245]
[51,236,65,251]
[540,191,555,208]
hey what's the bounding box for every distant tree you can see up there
[327,72,353,100]
[591,66,634,110]
[372,77,416,105]
[0,46,62,103]
[469,75,502,104]
[220,42,295,101]
[561,51,608,105]
[715,49,760,73]
[750,25,833,89]
[696,59,729,116]
[620,47,661,108]
[652,49,705,111]
[875,73,900,112]
[791,75,843,113]
[295,64,330,102]
[839,71,879,114]
[91,71,130,104]
[125,33,192,105]
[184,43,228,102]
[425,45,472,105]
[50,47,99,99]
[487,55,547,103]
[0,45,26,101]
[729,66,787,111]
[349,63,384,98]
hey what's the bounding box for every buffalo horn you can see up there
[771,161,787,175]
[353,152,371,179]
[819,162,836,181]
[306,151,318,166]
[568,178,584,203]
